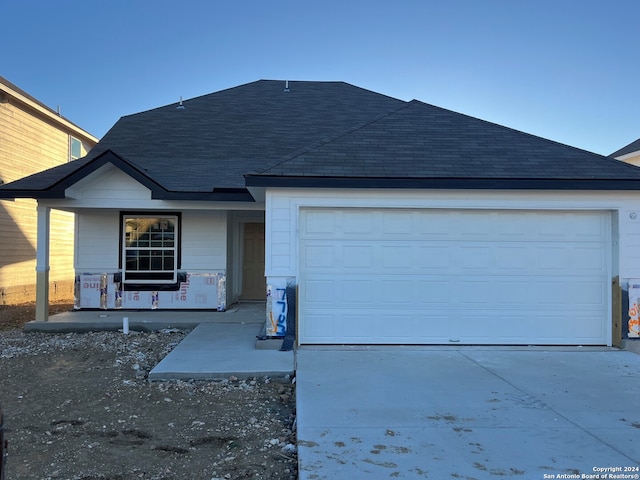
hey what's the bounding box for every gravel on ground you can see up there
[0,307,297,480]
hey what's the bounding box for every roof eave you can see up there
[0,187,257,202]
[154,189,256,202]
[0,150,257,202]
[244,175,640,191]
[0,189,65,199]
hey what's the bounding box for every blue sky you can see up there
[3,0,638,155]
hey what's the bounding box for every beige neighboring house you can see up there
[0,76,98,305]
[610,138,640,166]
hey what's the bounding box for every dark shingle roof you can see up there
[84,80,406,191]
[610,138,640,158]
[0,80,405,197]
[250,100,640,185]
[3,79,640,199]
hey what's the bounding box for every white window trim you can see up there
[69,135,82,161]
[121,215,179,284]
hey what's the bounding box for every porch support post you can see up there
[35,204,51,322]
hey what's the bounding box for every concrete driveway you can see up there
[296,348,640,479]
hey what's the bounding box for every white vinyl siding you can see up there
[66,165,152,205]
[76,211,120,271]
[181,211,227,271]
[298,207,611,346]
[266,194,294,277]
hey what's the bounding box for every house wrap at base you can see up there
[3,79,640,347]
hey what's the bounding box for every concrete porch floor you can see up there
[23,302,295,381]
[23,302,268,332]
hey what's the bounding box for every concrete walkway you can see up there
[23,303,295,380]
[296,347,640,479]
[149,322,294,380]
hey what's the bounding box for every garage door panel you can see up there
[302,244,335,268]
[380,314,451,342]
[536,246,573,270]
[486,314,535,344]
[458,280,493,305]
[495,215,530,237]
[298,208,610,345]
[456,245,493,269]
[303,211,336,234]
[455,312,498,342]
[343,210,375,233]
[341,314,377,341]
[494,281,531,304]
[304,274,607,308]
[342,279,374,303]
[417,280,451,305]
[301,313,337,342]
[299,308,608,345]
[535,246,606,273]
[534,280,606,307]
[382,245,414,268]
[495,247,530,269]
[418,211,452,236]
[301,279,335,302]
[570,247,608,271]
[570,314,607,341]
[565,283,607,308]
[386,280,415,303]
[569,214,608,238]
[343,245,373,267]
[417,245,451,269]
[382,210,413,234]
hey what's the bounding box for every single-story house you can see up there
[3,79,640,347]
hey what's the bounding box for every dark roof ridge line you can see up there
[116,79,264,121]
[117,79,399,122]
[255,99,416,174]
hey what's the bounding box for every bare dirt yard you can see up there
[0,304,297,480]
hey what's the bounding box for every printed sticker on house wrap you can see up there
[628,282,640,338]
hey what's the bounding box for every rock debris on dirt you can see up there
[0,328,297,480]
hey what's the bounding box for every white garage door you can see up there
[298,208,610,345]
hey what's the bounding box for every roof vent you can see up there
[177,96,185,110]
[284,80,290,93]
